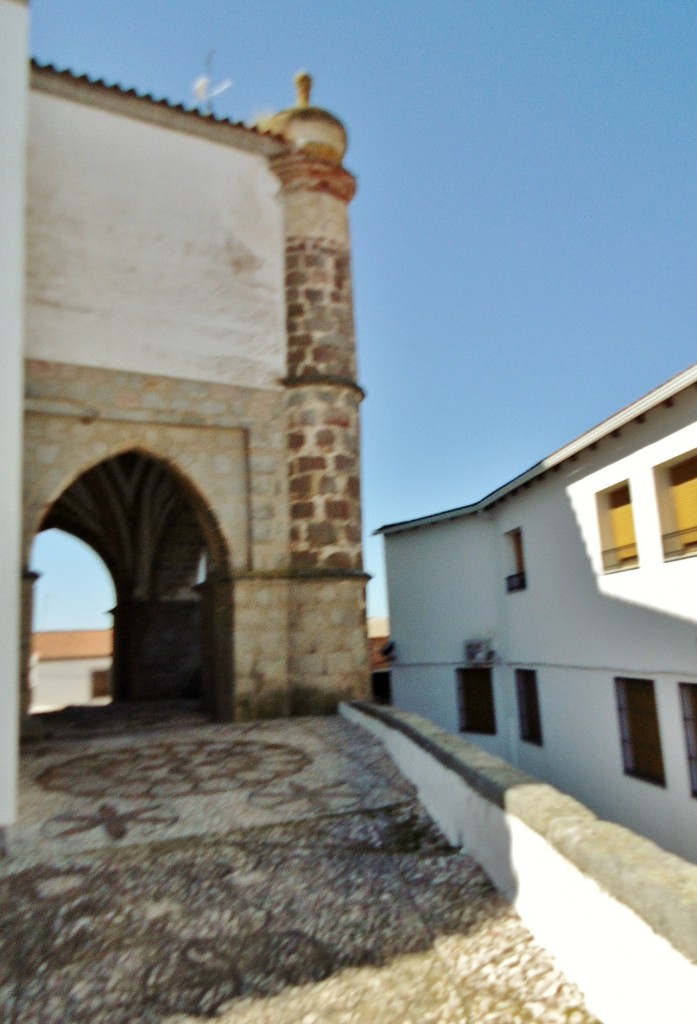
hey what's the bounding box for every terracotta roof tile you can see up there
[33,630,113,661]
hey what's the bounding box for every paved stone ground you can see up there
[1,704,601,1024]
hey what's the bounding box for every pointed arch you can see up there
[35,444,232,582]
[30,450,234,719]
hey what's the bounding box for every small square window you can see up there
[515,669,543,746]
[456,668,496,734]
[679,683,697,797]
[597,482,639,572]
[615,677,665,786]
[505,528,527,592]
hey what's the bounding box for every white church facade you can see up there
[379,364,697,863]
[1,0,370,834]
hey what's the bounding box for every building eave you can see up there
[377,362,697,537]
[30,60,287,159]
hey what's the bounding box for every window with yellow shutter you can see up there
[667,455,697,557]
[597,481,639,572]
[655,451,697,560]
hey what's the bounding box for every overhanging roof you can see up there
[377,362,697,536]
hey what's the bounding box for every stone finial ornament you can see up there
[294,71,312,108]
[265,71,348,164]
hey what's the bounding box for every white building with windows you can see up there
[378,364,697,864]
[30,630,112,711]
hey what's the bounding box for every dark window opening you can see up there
[615,677,665,786]
[457,667,497,735]
[679,683,697,797]
[516,669,543,746]
[505,528,527,592]
[371,670,392,705]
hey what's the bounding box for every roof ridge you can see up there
[377,360,697,535]
[30,58,284,143]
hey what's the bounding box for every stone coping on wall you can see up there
[344,701,697,967]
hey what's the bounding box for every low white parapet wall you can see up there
[341,701,697,1024]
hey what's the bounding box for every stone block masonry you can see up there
[23,359,289,720]
[285,237,357,382]
[279,201,363,576]
[286,384,363,571]
[271,136,370,704]
[289,577,369,713]
[18,70,371,729]
[23,359,287,575]
[231,577,291,721]
[23,357,370,719]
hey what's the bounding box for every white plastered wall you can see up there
[26,90,286,389]
[30,656,112,711]
[0,0,28,829]
[385,391,697,861]
[567,414,697,626]
[385,515,498,729]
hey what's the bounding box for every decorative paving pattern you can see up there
[12,709,377,862]
[36,738,311,800]
[41,801,180,841]
[1,708,601,1024]
[248,778,364,815]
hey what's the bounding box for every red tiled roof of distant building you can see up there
[33,630,113,661]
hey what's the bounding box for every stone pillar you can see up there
[274,153,363,573]
[269,74,370,712]
[197,574,234,721]
[112,599,202,702]
[232,576,291,721]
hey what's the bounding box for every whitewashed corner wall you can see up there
[25,90,287,390]
[0,0,29,829]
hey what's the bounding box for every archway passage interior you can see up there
[38,451,233,718]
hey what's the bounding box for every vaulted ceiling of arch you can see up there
[42,452,206,602]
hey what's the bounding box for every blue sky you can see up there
[30,0,697,627]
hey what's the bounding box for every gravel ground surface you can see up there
[1,704,601,1023]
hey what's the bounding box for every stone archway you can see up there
[34,450,233,720]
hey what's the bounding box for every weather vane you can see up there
[193,51,232,115]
